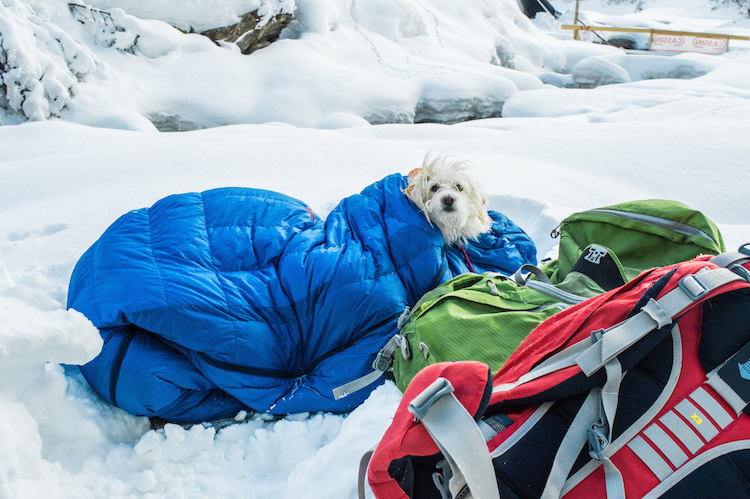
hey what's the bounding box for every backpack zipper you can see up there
[552,208,717,244]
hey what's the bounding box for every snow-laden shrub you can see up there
[0,1,96,121]
[714,0,750,11]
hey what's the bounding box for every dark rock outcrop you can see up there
[200,11,293,55]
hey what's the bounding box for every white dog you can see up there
[404,155,493,246]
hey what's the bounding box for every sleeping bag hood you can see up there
[67,173,536,422]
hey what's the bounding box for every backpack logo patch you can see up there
[584,245,608,265]
[738,360,750,381]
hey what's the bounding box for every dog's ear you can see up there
[404,168,423,197]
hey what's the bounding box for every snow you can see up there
[1,0,749,497]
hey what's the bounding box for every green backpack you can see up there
[332,199,726,397]
[543,199,725,284]
[391,267,605,391]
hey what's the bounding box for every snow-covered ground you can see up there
[1,0,749,497]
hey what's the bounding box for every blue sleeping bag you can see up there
[68,174,536,422]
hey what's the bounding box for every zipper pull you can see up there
[550,222,562,239]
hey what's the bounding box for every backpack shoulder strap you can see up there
[407,378,500,499]
[576,266,744,377]
[709,244,750,269]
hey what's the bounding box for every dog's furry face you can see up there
[404,156,492,245]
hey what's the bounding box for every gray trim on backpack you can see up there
[628,436,673,481]
[586,209,718,244]
[541,390,604,499]
[641,441,750,499]
[490,402,555,458]
[660,410,704,454]
[547,268,741,495]
[575,268,743,377]
[514,264,553,286]
[643,424,689,468]
[675,399,720,442]
[562,327,684,494]
[510,263,587,304]
[358,446,376,499]
[524,280,588,305]
[709,250,750,269]
[706,368,749,415]
[407,378,501,499]
[492,339,592,395]
[689,386,734,429]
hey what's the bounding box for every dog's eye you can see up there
[430,184,440,193]
[455,183,463,192]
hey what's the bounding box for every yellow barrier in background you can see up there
[562,25,750,54]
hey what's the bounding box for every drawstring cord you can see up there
[459,243,476,273]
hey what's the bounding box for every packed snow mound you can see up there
[572,56,632,88]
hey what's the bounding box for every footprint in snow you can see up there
[6,223,70,242]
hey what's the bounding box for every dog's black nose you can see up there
[442,195,454,206]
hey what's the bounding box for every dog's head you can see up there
[404,155,492,245]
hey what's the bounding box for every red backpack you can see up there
[366,247,750,499]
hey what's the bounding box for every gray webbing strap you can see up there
[493,338,592,394]
[497,267,742,396]
[576,267,743,376]
[333,369,384,400]
[690,386,734,429]
[628,436,672,481]
[710,249,750,269]
[511,354,628,498]
[586,359,626,499]
[541,390,601,499]
[706,370,749,415]
[408,378,500,499]
[540,365,626,499]
[601,360,622,437]
[333,333,407,400]
[643,424,689,468]
[514,264,553,285]
[524,280,588,305]
[358,447,376,499]
[513,264,586,304]
[659,411,704,453]
[602,459,625,499]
